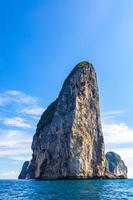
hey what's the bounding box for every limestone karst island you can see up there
[19,62,128,180]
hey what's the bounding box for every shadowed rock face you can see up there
[18,161,29,179]
[105,152,128,178]
[18,161,35,179]
[19,61,105,180]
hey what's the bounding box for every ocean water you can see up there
[0,179,133,200]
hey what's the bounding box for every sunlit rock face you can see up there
[105,152,128,179]
[19,61,106,179]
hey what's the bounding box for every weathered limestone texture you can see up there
[19,61,127,180]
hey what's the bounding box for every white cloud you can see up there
[0,171,18,179]
[0,90,44,117]
[2,117,32,128]
[11,156,32,161]
[104,110,125,115]
[0,90,44,167]
[21,107,44,116]
[102,110,125,121]
[4,90,38,105]
[0,90,44,178]
[0,96,8,106]
[103,122,133,144]
[0,90,44,131]
[0,129,32,161]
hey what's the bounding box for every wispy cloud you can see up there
[103,122,133,144]
[0,171,18,179]
[21,107,44,116]
[0,90,44,130]
[0,90,44,116]
[0,90,38,106]
[0,90,45,167]
[102,110,125,121]
[0,129,32,161]
[1,117,32,128]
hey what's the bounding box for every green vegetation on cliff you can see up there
[36,99,58,133]
[78,61,90,68]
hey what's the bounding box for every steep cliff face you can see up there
[19,61,105,179]
[18,161,29,179]
[18,161,35,179]
[105,152,128,178]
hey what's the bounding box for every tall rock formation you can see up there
[18,62,128,179]
[105,152,128,178]
[20,61,105,179]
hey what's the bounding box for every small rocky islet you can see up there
[19,61,127,180]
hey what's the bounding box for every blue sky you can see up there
[0,0,133,178]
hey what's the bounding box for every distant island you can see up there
[19,61,127,180]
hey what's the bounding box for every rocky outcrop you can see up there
[19,61,105,179]
[18,61,128,180]
[105,152,128,178]
[18,160,35,179]
[18,161,29,179]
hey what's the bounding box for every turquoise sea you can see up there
[0,179,133,200]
